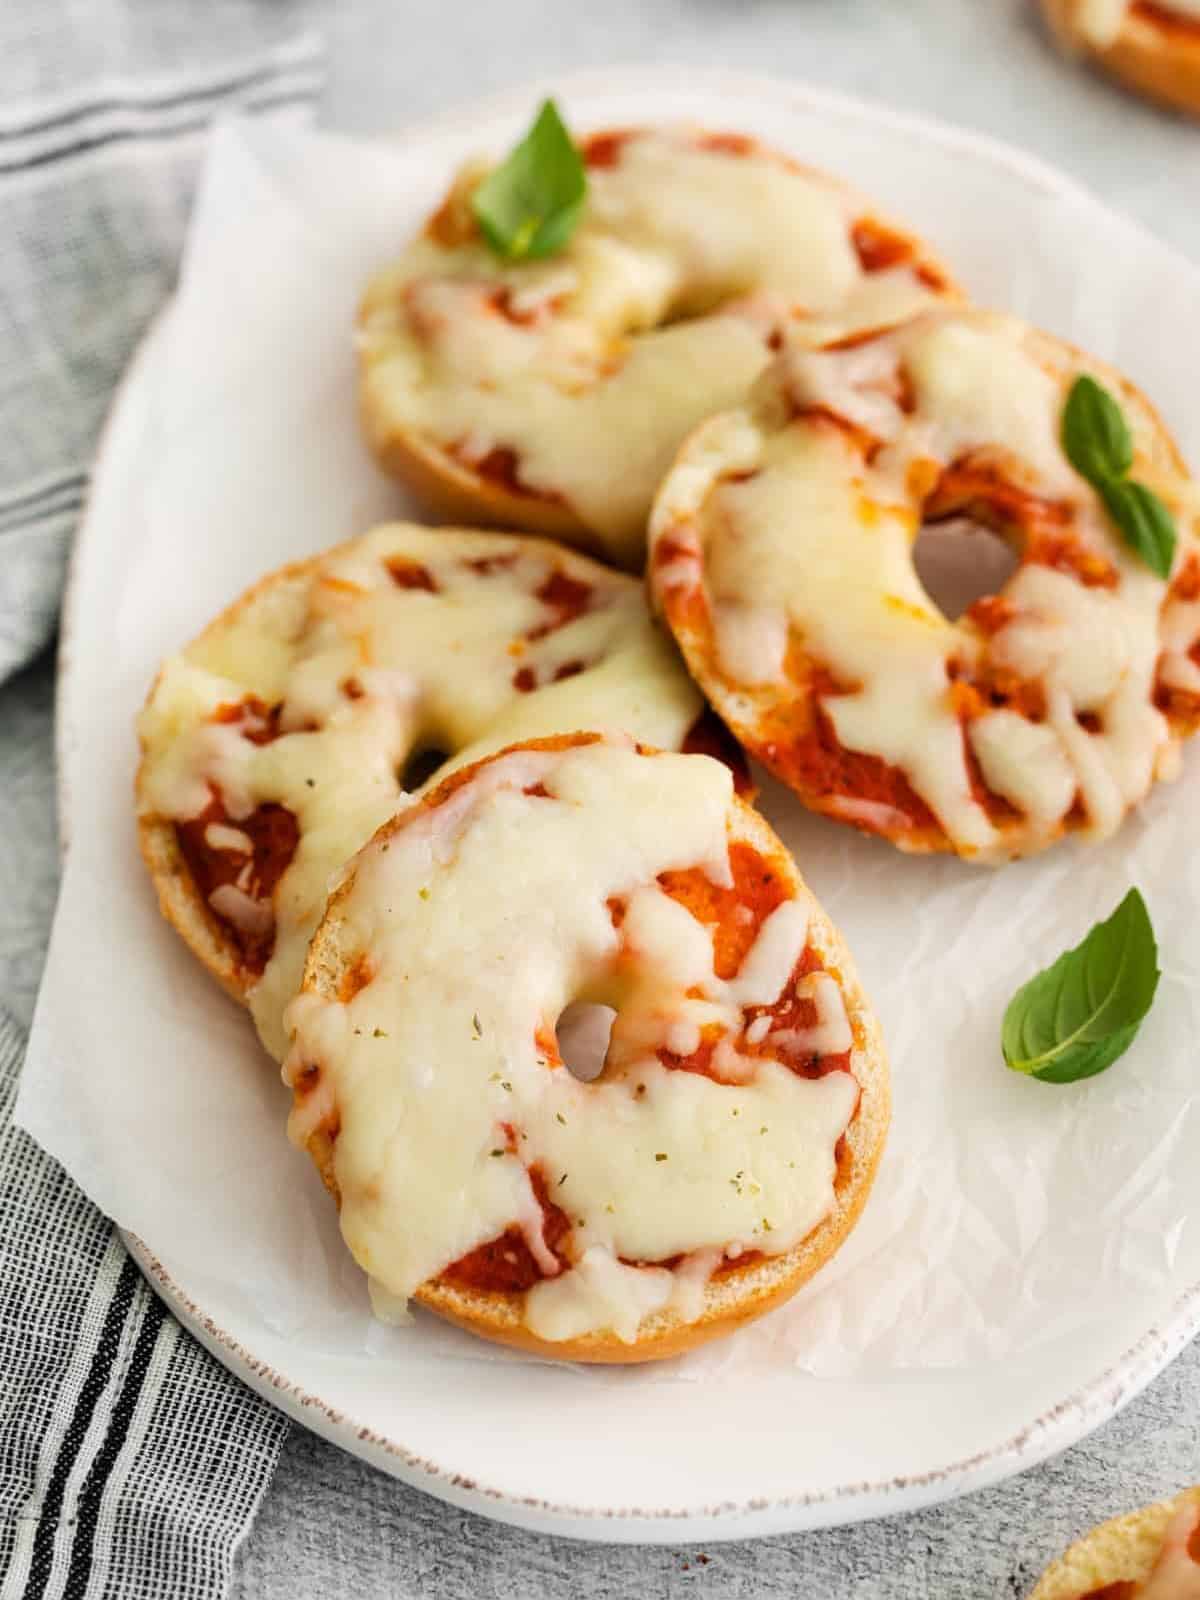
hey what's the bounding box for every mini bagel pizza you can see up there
[650,306,1200,861]
[1030,1485,1200,1599]
[357,123,958,569]
[1043,1,1200,118]
[136,524,737,1061]
[283,733,888,1363]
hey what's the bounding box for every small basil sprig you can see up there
[1061,375,1176,579]
[471,99,587,262]
[1002,888,1160,1084]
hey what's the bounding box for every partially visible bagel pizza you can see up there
[1043,1,1200,118]
[283,733,888,1362]
[136,524,738,1060]
[649,305,1200,861]
[1031,1486,1200,1598]
[358,124,959,569]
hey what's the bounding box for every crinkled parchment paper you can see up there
[16,112,1200,1382]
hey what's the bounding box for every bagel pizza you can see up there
[136,524,737,1060]
[1030,1485,1200,1598]
[649,306,1200,860]
[283,733,888,1362]
[357,123,959,569]
[1043,1,1200,118]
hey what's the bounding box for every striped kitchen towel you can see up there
[0,2,324,684]
[0,1009,290,1599]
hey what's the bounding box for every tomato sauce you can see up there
[1076,1584,1136,1600]
[925,457,1075,546]
[459,443,563,505]
[580,129,636,168]
[788,403,879,460]
[440,1166,571,1293]
[465,551,519,577]
[656,945,853,1084]
[680,709,754,796]
[743,949,852,1079]
[338,954,373,1002]
[963,595,1017,636]
[695,131,757,159]
[1027,533,1118,589]
[486,285,563,328]
[213,696,284,746]
[851,218,913,274]
[1155,553,1200,721]
[1172,552,1200,603]
[761,686,941,837]
[659,841,788,980]
[527,569,593,639]
[425,184,476,248]
[655,1024,722,1082]
[386,557,438,592]
[851,219,948,291]
[173,697,303,972]
[654,535,694,571]
[1134,0,1200,34]
[175,791,299,974]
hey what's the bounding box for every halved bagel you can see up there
[1030,1485,1200,1598]
[135,524,731,1060]
[285,733,889,1363]
[358,123,959,569]
[649,305,1200,861]
[1043,1,1200,118]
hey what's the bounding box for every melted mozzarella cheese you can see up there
[526,1248,673,1345]
[359,130,947,565]
[903,317,1078,496]
[284,742,860,1344]
[203,822,253,854]
[138,526,703,1058]
[705,422,993,849]
[650,308,1197,854]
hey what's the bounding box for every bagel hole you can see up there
[913,518,1020,622]
[556,1001,617,1082]
[399,744,451,792]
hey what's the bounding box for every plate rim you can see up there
[56,64,1200,1540]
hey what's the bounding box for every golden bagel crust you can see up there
[358,124,960,570]
[1043,0,1200,118]
[1030,1486,1200,1598]
[649,308,1200,861]
[291,733,890,1364]
[135,525,714,1058]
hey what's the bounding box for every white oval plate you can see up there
[60,67,1200,1542]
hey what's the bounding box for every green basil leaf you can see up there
[1061,374,1134,485]
[470,99,587,262]
[1002,888,1159,1084]
[1098,477,1178,580]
